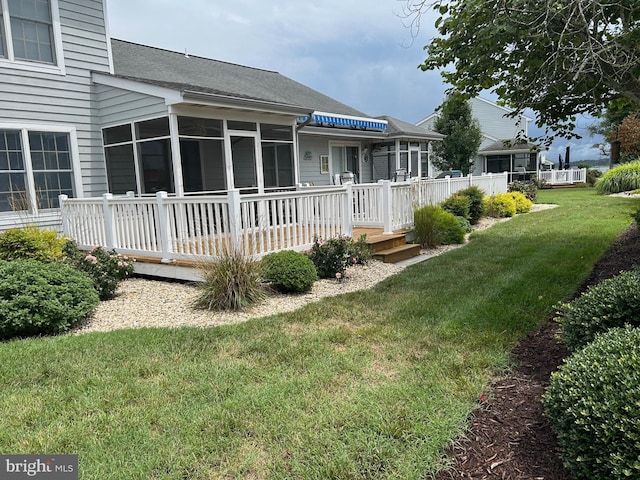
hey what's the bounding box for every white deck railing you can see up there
[538,168,587,185]
[60,173,508,261]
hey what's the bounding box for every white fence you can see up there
[538,168,587,185]
[60,173,508,262]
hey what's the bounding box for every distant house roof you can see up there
[378,116,444,141]
[110,39,369,118]
[480,139,541,155]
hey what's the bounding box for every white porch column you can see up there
[342,183,353,238]
[227,189,243,252]
[381,180,393,234]
[168,112,184,195]
[156,191,173,262]
[102,193,117,249]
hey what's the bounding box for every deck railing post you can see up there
[102,193,117,249]
[227,189,243,252]
[381,180,393,234]
[156,191,173,262]
[58,194,69,237]
[343,183,353,237]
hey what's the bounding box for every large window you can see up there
[0,128,74,212]
[261,123,293,189]
[0,0,58,65]
[103,117,174,195]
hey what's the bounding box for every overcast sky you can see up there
[106,0,605,162]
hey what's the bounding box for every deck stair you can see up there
[360,230,421,264]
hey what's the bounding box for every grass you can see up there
[0,188,638,479]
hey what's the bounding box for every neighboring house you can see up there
[416,97,542,179]
[0,0,442,232]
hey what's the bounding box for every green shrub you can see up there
[0,259,99,339]
[508,191,533,213]
[308,235,371,279]
[555,268,640,351]
[413,205,465,248]
[262,250,317,294]
[441,194,471,220]
[483,193,517,218]
[585,168,603,186]
[632,207,640,225]
[0,226,65,262]
[595,160,640,194]
[64,241,135,300]
[544,327,640,480]
[456,215,473,233]
[192,249,265,311]
[456,186,485,224]
[508,179,539,201]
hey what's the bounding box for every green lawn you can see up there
[0,188,637,479]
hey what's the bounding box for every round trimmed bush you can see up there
[0,259,99,339]
[544,327,640,479]
[262,250,317,293]
[508,191,533,213]
[441,194,471,220]
[483,193,517,218]
[457,186,485,224]
[0,226,65,262]
[555,268,640,351]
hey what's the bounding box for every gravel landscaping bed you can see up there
[74,204,556,334]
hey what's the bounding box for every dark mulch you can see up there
[435,222,640,480]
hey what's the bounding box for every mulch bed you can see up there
[435,222,640,480]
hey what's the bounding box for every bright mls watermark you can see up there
[1,455,77,479]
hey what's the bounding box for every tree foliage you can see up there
[407,0,640,139]
[431,93,482,174]
[616,113,640,160]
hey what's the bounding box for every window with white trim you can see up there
[0,0,58,65]
[0,129,74,212]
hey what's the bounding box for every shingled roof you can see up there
[378,116,443,140]
[110,39,368,118]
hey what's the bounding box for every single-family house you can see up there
[0,0,444,229]
[0,0,510,276]
[416,97,543,180]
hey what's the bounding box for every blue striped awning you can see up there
[298,112,387,131]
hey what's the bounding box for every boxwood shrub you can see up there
[544,327,640,480]
[0,259,99,339]
[440,194,471,221]
[262,250,317,294]
[555,268,640,351]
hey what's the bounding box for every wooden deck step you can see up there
[364,233,409,253]
[372,243,422,264]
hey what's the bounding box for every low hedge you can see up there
[555,268,640,351]
[544,327,640,479]
[0,259,99,339]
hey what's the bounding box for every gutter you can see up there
[180,90,311,116]
[296,112,315,132]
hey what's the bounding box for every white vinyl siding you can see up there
[95,85,168,126]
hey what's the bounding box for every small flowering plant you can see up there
[63,240,135,300]
[308,234,371,279]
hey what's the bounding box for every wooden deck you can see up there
[132,227,419,280]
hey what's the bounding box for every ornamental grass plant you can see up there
[595,160,640,194]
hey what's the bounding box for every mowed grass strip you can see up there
[0,188,637,479]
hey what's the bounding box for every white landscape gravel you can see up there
[74,204,557,334]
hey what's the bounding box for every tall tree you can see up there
[431,93,482,175]
[617,113,640,160]
[406,0,640,140]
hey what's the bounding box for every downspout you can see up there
[296,112,315,131]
